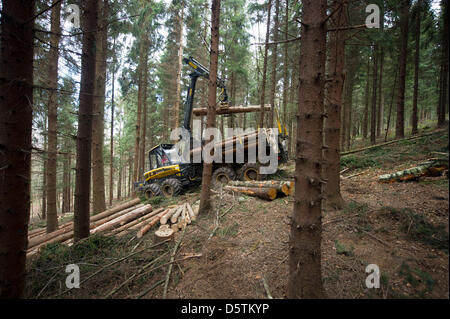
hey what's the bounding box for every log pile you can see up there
[27,199,201,257]
[223,180,294,201]
[151,202,199,242]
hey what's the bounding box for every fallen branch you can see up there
[362,230,391,247]
[261,278,273,299]
[51,240,170,298]
[104,251,170,299]
[162,225,187,299]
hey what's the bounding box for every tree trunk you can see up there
[323,0,346,209]
[199,0,221,214]
[133,38,146,186]
[174,3,184,129]
[259,0,272,128]
[42,116,47,220]
[395,0,410,138]
[139,39,150,177]
[109,37,116,206]
[363,57,370,139]
[0,0,35,298]
[73,0,99,242]
[46,0,62,232]
[92,0,108,214]
[377,48,384,137]
[282,0,289,130]
[437,0,448,127]
[370,45,378,145]
[62,148,70,214]
[269,0,280,128]
[412,0,421,135]
[288,0,326,299]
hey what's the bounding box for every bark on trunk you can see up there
[437,0,448,127]
[133,37,146,185]
[362,58,370,139]
[139,38,150,177]
[73,0,99,242]
[323,0,346,209]
[109,37,116,206]
[377,48,384,137]
[282,0,289,129]
[412,0,421,135]
[370,45,378,145]
[174,3,184,129]
[92,0,108,214]
[259,0,272,128]
[288,0,326,299]
[269,0,280,128]
[199,0,221,214]
[42,117,47,220]
[395,0,410,138]
[46,0,62,232]
[0,0,35,298]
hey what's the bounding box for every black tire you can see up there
[212,166,236,188]
[144,183,162,199]
[160,178,182,197]
[237,163,267,181]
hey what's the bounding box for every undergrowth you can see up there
[26,234,171,299]
[384,206,449,252]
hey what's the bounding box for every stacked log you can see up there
[223,180,293,200]
[27,199,145,256]
[228,180,293,196]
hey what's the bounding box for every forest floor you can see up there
[26,127,449,299]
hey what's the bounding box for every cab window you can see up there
[150,154,158,170]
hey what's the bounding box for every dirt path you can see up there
[161,163,448,299]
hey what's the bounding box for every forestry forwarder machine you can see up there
[135,56,289,199]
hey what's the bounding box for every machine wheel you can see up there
[144,183,162,199]
[237,163,267,181]
[161,178,182,197]
[212,166,236,188]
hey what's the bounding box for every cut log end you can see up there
[154,225,174,243]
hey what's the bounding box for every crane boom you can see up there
[182,56,228,134]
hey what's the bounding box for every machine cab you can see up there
[148,144,184,170]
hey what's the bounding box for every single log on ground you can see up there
[192,104,271,116]
[108,208,166,236]
[136,211,166,238]
[223,186,277,200]
[91,204,152,234]
[378,159,449,183]
[160,207,178,225]
[170,205,184,224]
[228,180,292,195]
[91,198,141,222]
[183,204,191,225]
[186,203,196,221]
[154,225,174,243]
